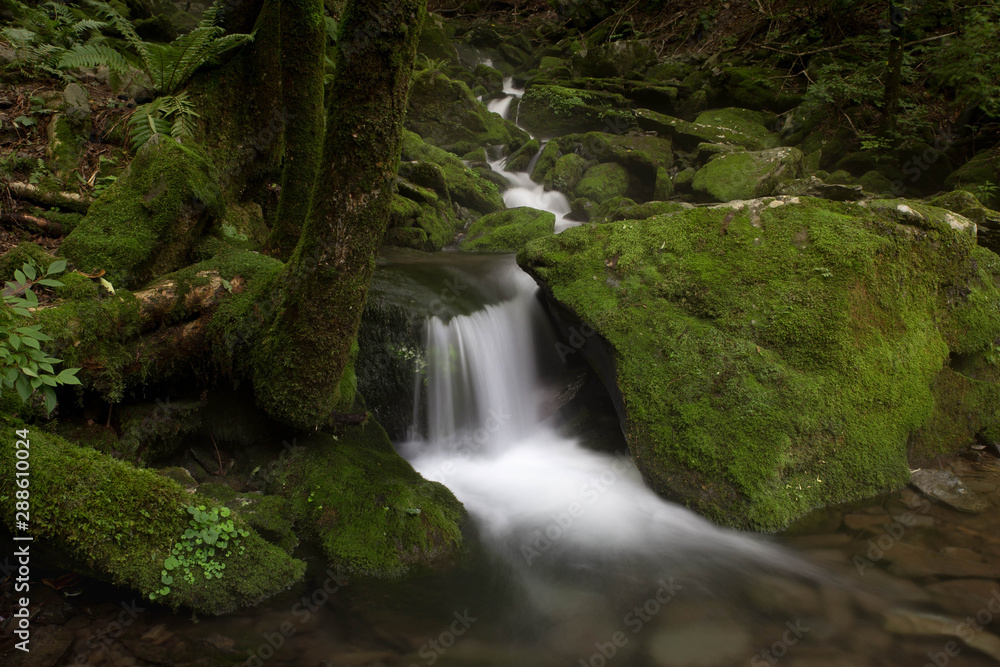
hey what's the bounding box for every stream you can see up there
[13,81,1000,667]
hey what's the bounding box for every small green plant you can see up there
[972,181,999,206]
[151,504,250,600]
[1,258,81,413]
[58,0,253,150]
[415,54,450,74]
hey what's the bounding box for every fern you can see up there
[127,93,199,151]
[58,43,130,76]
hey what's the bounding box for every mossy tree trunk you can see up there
[252,0,427,429]
[880,0,904,137]
[266,0,327,259]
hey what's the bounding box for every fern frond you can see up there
[127,100,171,151]
[2,27,39,47]
[58,44,130,75]
[86,0,153,78]
[73,20,108,35]
[198,1,221,29]
[166,26,220,93]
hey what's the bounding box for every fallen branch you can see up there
[5,181,93,213]
[0,212,64,237]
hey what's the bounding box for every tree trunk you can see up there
[266,0,327,259]
[252,0,427,429]
[880,1,904,137]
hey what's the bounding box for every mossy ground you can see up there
[0,424,305,615]
[519,196,1000,530]
[267,421,465,577]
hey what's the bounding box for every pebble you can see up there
[910,468,990,514]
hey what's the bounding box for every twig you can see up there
[0,212,64,237]
[210,434,224,476]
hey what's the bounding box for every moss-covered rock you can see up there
[587,195,636,223]
[417,12,458,62]
[636,107,779,152]
[0,425,305,614]
[61,136,223,288]
[692,147,803,202]
[605,200,691,222]
[405,70,529,155]
[505,138,540,172]
[654,166,673,200]
[927,189,1000,255]
[268,421,465,577]
[531,139,561,183]
[45,83,91,180]
[859,170,897,195]
[561,131,673,184]
[569,39,656,78]
[546,152,591,194]
[945,151,1000,210]
[518,84,635,138]
[518,196,1000,530]
[573,162,630,203]
[401,131,504,215]
[714,66,804,112]
[460,206,555,252]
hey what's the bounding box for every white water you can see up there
[402,267,808,583]
[402,72,818,598]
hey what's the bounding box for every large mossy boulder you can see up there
[0,425,305,614]
[945,151,1000,210]
[268,421,466,577]
[518,84,635,138]
[692,147,804,202]
[636,107,779,152]
[405,69,529,156]
[518,196,1000,531]
[561,131,673,184]
[713,66,804,112]
[569,39,657,78]
[62,136,223,288]
[460,206,555,252]
[927,189,1000,254]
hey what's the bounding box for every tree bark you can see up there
[266,0,327,259]
[252,0,427,429]
[880,0,904,137]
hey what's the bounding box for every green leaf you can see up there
[39,374,57,386]
[21,337,39,350]
[22,263,36,280]
[23,289,38,307]
[8,333,20,350]
[56,368,81,385]
[37,278,63,288]
[46,259,67,276]
[14,270,26,284]
[15,375,31,402]
[42,387,56,414]
[161,573,173,585]
[20,366,37,378]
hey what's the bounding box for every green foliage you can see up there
[150,503,250,600]
[927,7,1000,116]
[57,0,253,150]
[0,2,106,80]
[0,258,81,413]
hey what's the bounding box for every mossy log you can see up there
[0,424,306,614]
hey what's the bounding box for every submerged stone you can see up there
[909,469,990,514]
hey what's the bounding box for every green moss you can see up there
[268,421,465,577]
[636,108,779,152]
[405,69,529,155]
[118,399,204,465]
[573,162,630,203]
[518,196,1000,530]
[546,152,590,194]
[691,147,804,202]
[531,139,561,183]
[198,483,299,554]
[606,200,690,223]
[460,206,555,252]
[518,84,634,137]
[61,137,223,288]
[654,166,673,200]
[505,139,540,172]
[401,130,504,215]
[588,196,636,224]
[0,242,53,280]
[564,131,673,182]
[0,425,305,614]
[718,66,803,112]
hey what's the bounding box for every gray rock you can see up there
[910,468,990,513]
[6,624,73,666]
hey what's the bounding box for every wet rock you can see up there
[884,608,1000,661]
[573,162,630,203]
[648,619,751,666]
[927,189,1000,255]
[925,579,1000,616]
[6,624,73,666]
[910,468,990,514]
[775,176,865,201]
[692,146,804,202]
[745,574,823,615]
[519,84,634,138]
[636,107,779,152]
[459,207,555,252]
[884,543,1000,578]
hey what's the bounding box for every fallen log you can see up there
[5,181,93,213]
[0,211,64,237]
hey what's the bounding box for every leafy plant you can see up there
[58,0,253,150]
[1,258,81,413]
[151,504,249,600]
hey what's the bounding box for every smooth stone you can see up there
[844,513,894,532]
[883,608,1000,660]
[885,543,1000,578]
[7,625,74,667]
[648,619,751,666]
[924,579,1000,616]
[745,574,823,615]
[910,468,990,513]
